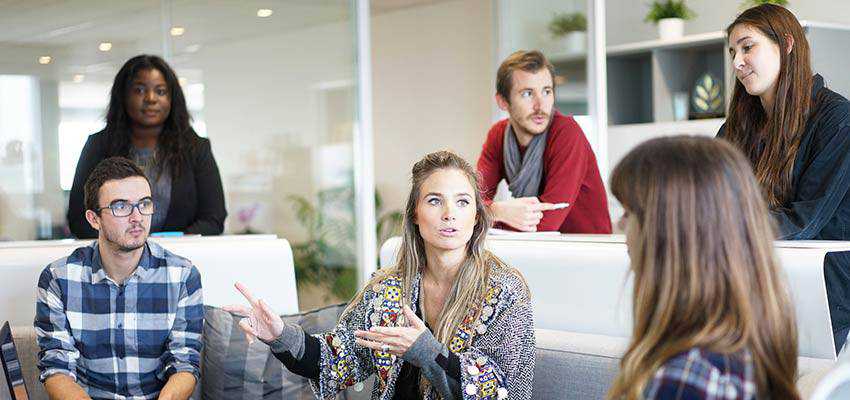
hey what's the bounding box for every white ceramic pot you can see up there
[561,31,586,54]
[657,18,684,40]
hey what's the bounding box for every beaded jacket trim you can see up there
[309,260,535,400]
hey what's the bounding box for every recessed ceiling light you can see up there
[38,56,52,65]
[98,42,112,52]
[72,74,85,83]
[257,8,273,17]
[178,77,188,86]
[170,26,185,36]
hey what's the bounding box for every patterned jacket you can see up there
[309,260,535,399]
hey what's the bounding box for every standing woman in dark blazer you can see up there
[719,4,850,351]
[67,54,226,238]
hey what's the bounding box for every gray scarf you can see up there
[503,123,547,198]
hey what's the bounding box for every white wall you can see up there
[606,0,850,45]
[371,0,495,212]
[0,0,497,240]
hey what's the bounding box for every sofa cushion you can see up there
[533,329,625,399]
[7,321,838,400]
[531,329,839,400]
[201,304,373,400]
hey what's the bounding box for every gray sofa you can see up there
[1,313,832,400]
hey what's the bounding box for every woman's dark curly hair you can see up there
[104,54,198,177]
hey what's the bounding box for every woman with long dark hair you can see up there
[67,54,226,238]
[225,150,535,399]
[607,136,799,400]
[719,4,850,351]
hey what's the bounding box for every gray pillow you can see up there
[201,304,373,400]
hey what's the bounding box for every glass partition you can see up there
[498,0,595,149]
[0,0,367,309]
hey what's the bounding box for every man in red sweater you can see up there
[477,50,611,233]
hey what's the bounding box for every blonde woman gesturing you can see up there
[607,137,799,400]
[226,150,534,400]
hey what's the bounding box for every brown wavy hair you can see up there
[723,4,812,207]
[607,136,799,400]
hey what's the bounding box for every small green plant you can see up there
[742,0,789,7]
[645,0,696,23]
[548,12,587,38]
[288,187,402,300]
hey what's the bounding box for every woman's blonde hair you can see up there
[344,149,498,347]
[607,136,799,400]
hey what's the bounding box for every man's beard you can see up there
[103,224,147,252]
[516,111,552,136]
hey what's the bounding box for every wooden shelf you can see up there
[605,31,731,125]
[550,31,726,63]
[607,117,725,131]
[554,20,849,62]
[607,31,726,56]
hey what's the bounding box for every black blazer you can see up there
[67,130,227,238]
[717,74,850,241]
[718,74,850,351]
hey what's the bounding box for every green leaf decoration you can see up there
[711,97,722,109]
[710,84,720,98]
[691,73,723,115]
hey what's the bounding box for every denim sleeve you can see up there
[34,266,79,382]
[158,265,204,381]
[773,122,850,240]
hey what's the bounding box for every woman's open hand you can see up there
[354,304,427,357]
[222,282,284,343]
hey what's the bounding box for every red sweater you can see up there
[477,111,612,233]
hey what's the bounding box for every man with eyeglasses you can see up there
[35,157,202,400]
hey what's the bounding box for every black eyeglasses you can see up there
[96,198,155,217]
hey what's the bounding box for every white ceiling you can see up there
[0,0,453,80]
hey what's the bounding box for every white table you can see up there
[0,235,299,327]
[380,234,850,361]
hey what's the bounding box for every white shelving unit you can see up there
[551,21,850,130]
[494,0,850,227]
[591,22,848,224]
[605,31,729,125]
[596,21,850,172]
[496,6,850,225]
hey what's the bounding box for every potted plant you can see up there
[287,187,402,305]
[645,0,695,40]
[742,0,789,6]
[548,12,587,54]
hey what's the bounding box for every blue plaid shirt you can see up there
[644,348,757,399]
[35,241,203,400]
